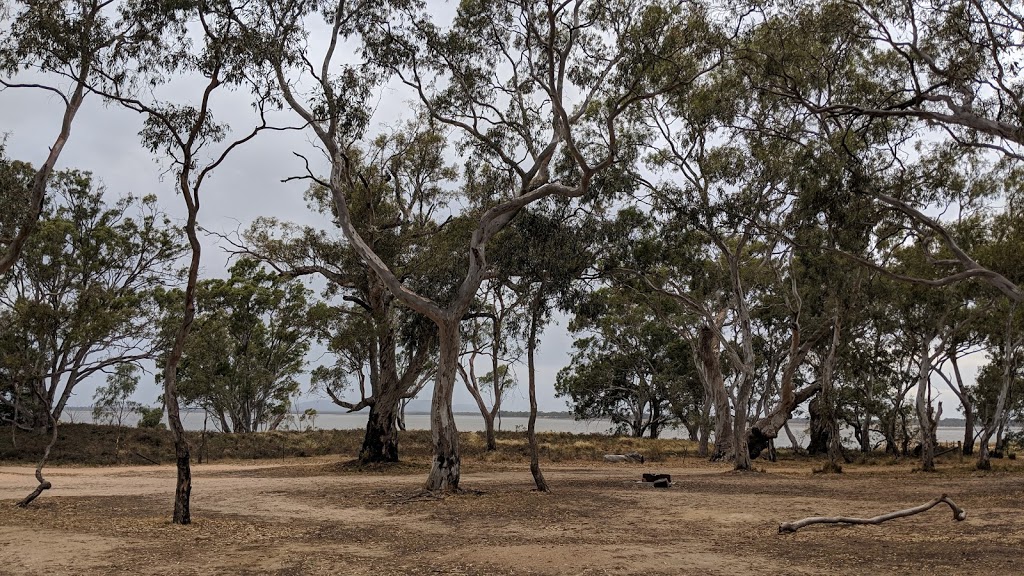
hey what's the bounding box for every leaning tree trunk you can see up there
[462,363,499,452]
[784,421,804,455]
[977,427,994,470]
[16,389,59,508]
[747,382,820,459]
[425,320,461,492]
[527,293,549,492]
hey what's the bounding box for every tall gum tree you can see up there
[0,0,137,274]
[745,1,1024,303]
[231,0,711,491]
[1,176,182,507]
[94,0,283,524]
[232,118,449,463]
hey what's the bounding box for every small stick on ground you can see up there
[779,494,967,534]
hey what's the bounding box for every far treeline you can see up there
[2,0,1023,523]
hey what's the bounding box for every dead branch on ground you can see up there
[778,494,967,533]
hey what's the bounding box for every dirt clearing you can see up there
[1,457,1021,575]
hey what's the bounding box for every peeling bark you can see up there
[425,321,461,492]
[696,323,732,461]
[527,291,548,492]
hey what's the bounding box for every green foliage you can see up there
[137,406,165,429]
[158,258,315,433]
[92,364,143,428]
[0,166,183,429]
[556,286,700,438]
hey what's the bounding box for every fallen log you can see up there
[603,452,644,464]
[779,494,967,534]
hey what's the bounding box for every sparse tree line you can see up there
[1,0,1023,522]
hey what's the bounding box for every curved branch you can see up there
[779,494,967,534]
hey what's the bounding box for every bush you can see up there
[137,407,165,429]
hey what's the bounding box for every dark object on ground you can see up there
[778,494,967,533]
[642,473,671,483]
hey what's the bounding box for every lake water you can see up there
[64,408,979,449]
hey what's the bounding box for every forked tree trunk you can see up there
[425,320,461,492]
[527,294,548,492]
[747,382,819,459]
[745,319,819,460]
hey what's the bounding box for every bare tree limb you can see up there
[778,494,967,534]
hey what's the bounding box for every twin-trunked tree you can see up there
[226,0,717,491]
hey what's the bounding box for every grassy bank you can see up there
[0,423,700,466]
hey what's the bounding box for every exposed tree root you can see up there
[779,494,967,533]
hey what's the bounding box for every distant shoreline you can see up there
[62,407,971,426]
[65,407,579,419]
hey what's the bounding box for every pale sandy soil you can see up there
[1,457,1022,575]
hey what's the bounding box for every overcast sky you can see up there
[1,3,987,420]
[0,2,583,414]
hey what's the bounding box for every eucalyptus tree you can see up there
[968,207,1024,468]
[459,280,525,451]
[236,116,448,462]
[230,0,716,491]
[633,82,845,468]
[973,301,1022,469]
[89,0,282,524]
[0,170,182,507]
[0,0,137,275]
[490,203,598,491]
[92,364,144,430]
[162,258,315,434]
[0,174,181,431]
[557,286,693,438]
[746,1,1024,303]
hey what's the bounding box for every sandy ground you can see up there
[1,457,1022,575]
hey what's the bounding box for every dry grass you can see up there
[0,423,700,466]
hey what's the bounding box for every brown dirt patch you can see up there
[1,456,1022,575]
